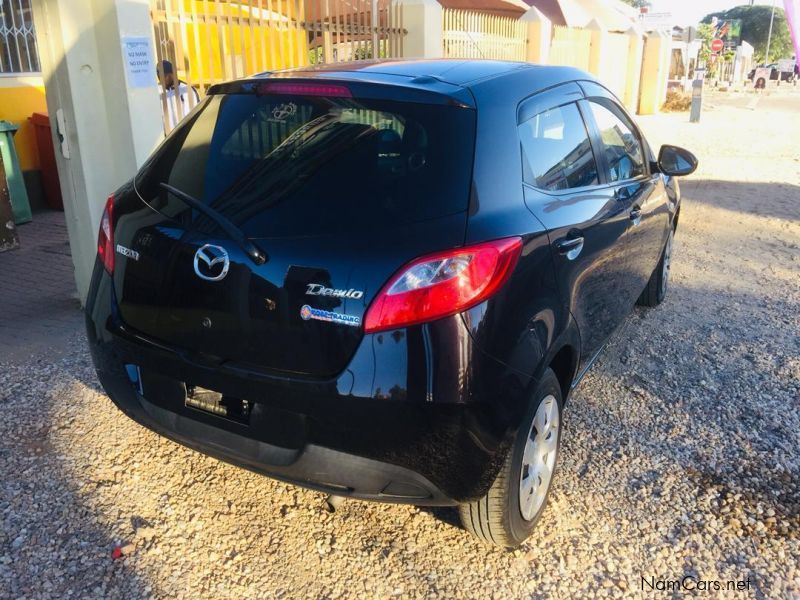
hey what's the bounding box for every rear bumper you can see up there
[93,352,456,504]
[86,264,530,504]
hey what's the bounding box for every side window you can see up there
[519,102,599,192]
[587,100,645,182]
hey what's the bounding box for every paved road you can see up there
[0,98,798,598]
[704,84,800,112]
[0,211,81,364]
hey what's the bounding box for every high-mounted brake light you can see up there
[97,195,114,274]
[364,237,523,333]
[257,82,352,98]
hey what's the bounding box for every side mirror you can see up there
[658,145,698,177]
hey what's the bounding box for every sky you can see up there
[647,0,780,26]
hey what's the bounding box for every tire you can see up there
[637,227,673,307]
[459,369,563,548]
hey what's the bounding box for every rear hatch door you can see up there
[112,81,476,377]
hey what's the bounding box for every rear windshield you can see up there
[134,92,476,238]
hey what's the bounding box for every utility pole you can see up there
[765,0,776,63]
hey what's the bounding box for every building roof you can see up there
[438,0,531,18]
[524,0,636,31]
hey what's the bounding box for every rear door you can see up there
[581,85,669,300]
[517,85,633,364]
[112,83,477,377]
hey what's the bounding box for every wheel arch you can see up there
[536,316,581,405]
[548,344,578,403]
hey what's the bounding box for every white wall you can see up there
[31,0,163,302]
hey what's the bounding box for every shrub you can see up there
[662,91,692,112]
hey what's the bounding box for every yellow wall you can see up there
[0,76,48,171]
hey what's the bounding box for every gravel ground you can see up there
[1,92,798,599]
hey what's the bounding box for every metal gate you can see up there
[151,0,405,130]
[442,9,527,61]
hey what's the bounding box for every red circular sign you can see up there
[711,39,724,53]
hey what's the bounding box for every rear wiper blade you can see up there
[159,182,267,266]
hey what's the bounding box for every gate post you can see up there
[393,0,443,58]
[587,18,608,80]
[522,6,551,65]
[638,31,669,115]
[322,1,335,63]
[623,25,644,112]
[31,0,163,302]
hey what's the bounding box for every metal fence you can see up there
[151,0,405,130]
[442,9,527,61]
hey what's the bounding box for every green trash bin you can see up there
[0,120,32,224]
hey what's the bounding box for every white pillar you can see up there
[393,0,443,59]
[521,6,551,65]
[31,0,163,303]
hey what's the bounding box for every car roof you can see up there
[208,59,597,108]
[253,59,593,93]
[271,59,531,85]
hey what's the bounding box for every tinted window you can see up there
[134,93,476,238]
[587,100,645,182]
[519,103,598,192]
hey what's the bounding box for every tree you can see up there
[701,5,793,64]
[619,0,651,7]
[695,23,716,75]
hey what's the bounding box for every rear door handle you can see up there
[629,207,642,224]
[554,235,584,259]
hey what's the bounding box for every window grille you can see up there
[0,0,40,74]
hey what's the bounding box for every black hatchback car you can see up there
[86,60,697,547]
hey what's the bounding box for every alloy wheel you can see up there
[519,394,560,521]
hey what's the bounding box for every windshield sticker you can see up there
[300,304,361,328]
[270,102,297,122]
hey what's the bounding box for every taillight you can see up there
[364,237,523,333]
[97,195,114,274]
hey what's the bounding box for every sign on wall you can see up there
[121,37,155,89]
[638,9,673,31]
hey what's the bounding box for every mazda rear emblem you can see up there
[194,244,229,281]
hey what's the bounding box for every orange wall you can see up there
[0,76,48,171]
